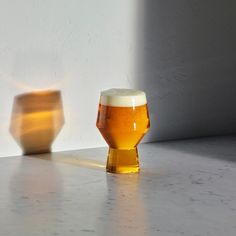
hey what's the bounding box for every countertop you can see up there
[0,136,236,236]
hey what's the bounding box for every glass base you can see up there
[106,147,140,174]
[23,148,51,156]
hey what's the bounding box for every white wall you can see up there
[0,0,140,157]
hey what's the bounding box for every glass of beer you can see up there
[96,88,150,173]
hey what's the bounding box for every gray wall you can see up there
[136,0,236,142]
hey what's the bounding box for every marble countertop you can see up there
[0,136,236,236]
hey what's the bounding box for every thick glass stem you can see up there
[106,147,140,174]
[23,147,51,155]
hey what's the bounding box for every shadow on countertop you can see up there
[149,135,236,162]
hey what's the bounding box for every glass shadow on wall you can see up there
[9,90,64,155]
[135,0,236,142]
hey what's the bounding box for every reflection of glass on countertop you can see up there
[98,174,149,236]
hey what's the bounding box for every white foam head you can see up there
[100,88,147,107]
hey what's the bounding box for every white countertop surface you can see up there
[0,136,236,236]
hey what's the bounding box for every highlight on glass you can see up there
[9,90,64,155]
[96,88,150,174]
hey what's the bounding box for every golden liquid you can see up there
[96,104,150,173]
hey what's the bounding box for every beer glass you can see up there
[96,89,150,173]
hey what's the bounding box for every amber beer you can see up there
[96,89,150,173]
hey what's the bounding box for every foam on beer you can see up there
[100,88,147,107]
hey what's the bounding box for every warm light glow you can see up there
[38,154,106,170]
[4,77,35,91]
[2,74,69,93]
[9,90,64,155]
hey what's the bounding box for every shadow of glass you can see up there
[9,90,64,155]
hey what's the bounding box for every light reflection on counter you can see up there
[37,152,106,170]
